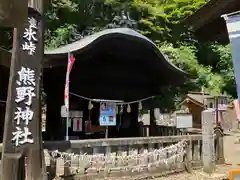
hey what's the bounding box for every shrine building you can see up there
[0,28,188,141]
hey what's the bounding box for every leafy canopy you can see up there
[0,0,235,110]
[44,0,207,48]
[43,0,236,108]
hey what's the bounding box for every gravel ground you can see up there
[93,165,231,180]
[152,165,231,180]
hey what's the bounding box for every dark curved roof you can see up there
[45,28,187,76]
[1,28,187,77]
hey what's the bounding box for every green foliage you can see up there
[210,44,236,98]
[42,0,236,108]
[0,0,236,110]
[44,0,207,48]
[160,44,225,96]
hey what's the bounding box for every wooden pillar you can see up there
[149,99,156,136]
[25,1,45,179]
[129,103,139,137]
[139,121,144,137]
[0,66,2,99]
[0,67,9,142]
[45,89,63,140]
[0,67,4,140]
[44,69,64,140]
[1,0,44,179]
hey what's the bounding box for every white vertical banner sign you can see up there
[223,13,240,101]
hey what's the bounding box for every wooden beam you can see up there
[185,0,238,30]
[185,0,220,30]
[0,0,28,27]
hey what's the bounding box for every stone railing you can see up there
[43,134,223,179]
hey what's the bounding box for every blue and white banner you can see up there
[224,14,240,101]
[99,102,116,126]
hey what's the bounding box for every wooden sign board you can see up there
[71,111,83,117]
[61,106,83,118]
[2,7,42,154]
[218,104,228,111]
[73,118,82,132]
[1,7,43,180]
[60,105,67,117]
[142,113,150,126]
[176,113,193,129]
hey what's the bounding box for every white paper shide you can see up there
[12,67,36,146]
[22,17,38,55]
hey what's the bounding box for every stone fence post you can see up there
[202,109,216,174]
[215,126,225,164]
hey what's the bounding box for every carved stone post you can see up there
[202,109,216,174]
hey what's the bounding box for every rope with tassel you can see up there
[70,92,155,105]
[70,92,153,113]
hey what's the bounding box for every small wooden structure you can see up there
[180,92,229,129]
[185,0,240,43]
[181,92,211,128]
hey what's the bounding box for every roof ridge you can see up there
[188,91,210,95]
